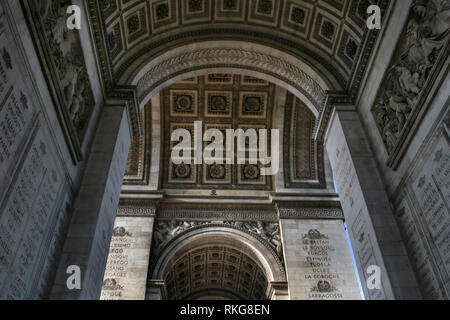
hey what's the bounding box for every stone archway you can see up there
[125,41,339,117]
[148,225,287,300]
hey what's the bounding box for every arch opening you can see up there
[125,41,340,117]
[149,226,287,300]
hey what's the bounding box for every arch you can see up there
[122,41,341,116]
[151,225,287,285]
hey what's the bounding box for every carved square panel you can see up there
[202,123,231,185]
[203,123,231,159]
[311,9,341,54]
[347,0,374,33]
[215,0,246,21]
[169,90,198,117]
[182,0,212,24]
[248,0,281,26]
[151,0,178,32]
[239,92,268,119]
[238,164,266,185]
[281,1,314,38]
[205,91,233,118]
[106,22,124,62]
[99,0,119,21]
[237,124,268,155]
[336,25,360,71]
[123,4,149,47]
[168,162,196,184]
[205,74,234,85]
[203,163,231,184]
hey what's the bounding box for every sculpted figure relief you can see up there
[39,0,93,136]
[373,0,449,153]
[152,220,283,258]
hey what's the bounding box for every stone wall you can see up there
[0,1,101,299]
[101,216,154,300]
[280,219,361,300]
[352,0,450,299]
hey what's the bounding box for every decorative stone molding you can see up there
[283,92,326,189]
[117,206,156,217]
[276,201,344,220]
[116,199,160,217]
[135,48,326,111]
[157,206,278,222]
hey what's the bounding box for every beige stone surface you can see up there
[281,219,361,300]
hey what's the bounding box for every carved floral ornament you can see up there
[372,0,449,156]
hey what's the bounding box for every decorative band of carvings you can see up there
[136,48,326,110]
[117,206,157,217]
[157,208,278,222]
[150,223,287,281]
[278,207,344,220]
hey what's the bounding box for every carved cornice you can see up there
[278,207,344,220]
[157,206,278,222]
[313,92,354,142]
[116,199,160,217]
[117,206,156,217]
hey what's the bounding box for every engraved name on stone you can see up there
[396,197,443,299]
[412,135,450,280]
[0,128,62,299]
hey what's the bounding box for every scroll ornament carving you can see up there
[152,220,283,258]
[39,0,94,136]
[373,0,450,152]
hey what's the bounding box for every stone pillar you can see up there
[51,105,132,300]
[324,106,421,299]
[100,204,156,300]
[278,205,361,300]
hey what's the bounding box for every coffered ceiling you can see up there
[92,0,384,85]
[123,74,322,191]
[164,245,269,300]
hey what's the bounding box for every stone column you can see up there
[51,105,132,300]
[278,205,361,300]
[100,203,156,300]
[324,106,421,299]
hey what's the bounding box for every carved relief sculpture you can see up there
[23,0,95,151]
[372,0,449,154]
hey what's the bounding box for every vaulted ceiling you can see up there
[86,0,389,138]
[92,0,382,85]
[164,245,269,300]
[123,74,323,191]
